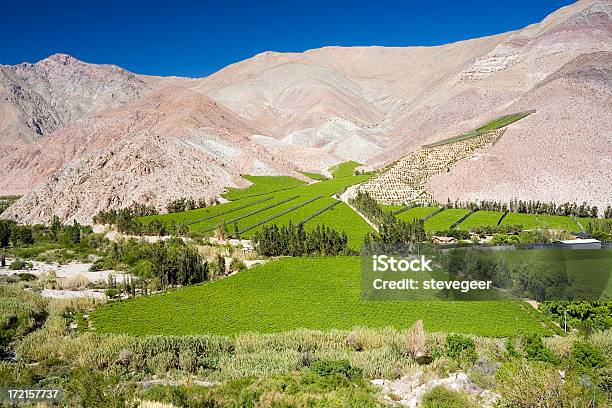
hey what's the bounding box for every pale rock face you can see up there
[0,54,151,148]
[1,0,611,223]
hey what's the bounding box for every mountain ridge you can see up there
[1,0,611,223]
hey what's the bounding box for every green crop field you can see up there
[329,161,361,178]
[91,257,550,337]
[396,206,440,222]
[577,218,601,230]
[425,209,470,231]
[458,211,505,230]
[303,203,374,249]
[299,171,326,181]
[139,196,270,226]
[501,213,581,231]
[423,111,534,148]
[499,249,612,300]
[381,204,405,213]
[241,196,338,237]
[188,197,298,232]
[222,175,305,201]
[140,175,372,247]
[227,196,318,235]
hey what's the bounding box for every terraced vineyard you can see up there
[299,171,326,181]
[139,174,372,247]
[303,202,374,249]
[422,111,534,148]
[457,210,504,230]
[360,111,534,206]
[91,257,551,337]
[222,175,305,200]
[501,212,581,231]
[241,197,345,238]
[396,206,440,222]
[424,209,470,231]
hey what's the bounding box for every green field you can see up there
[91,257,550,337]
[396,206,440,222]
[425,209,470,231]
[329,161,361,178]
[458,210,505,230]
[423,111,534,148]
[303,202,374,249]
[500,249,612,300]
[139,196,270,226]
[222,175,305,201]
[241,196,338,238]
[380,204,405,213]
[140,175,372,247]
[299,171,326,181]
[227,196,319,235]
[501,212,581,231]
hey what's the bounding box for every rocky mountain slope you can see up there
[1,87,301,224]
[1,0,611,223]
[0,54,152,150]
[427,50,612,209]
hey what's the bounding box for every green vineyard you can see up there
[91,257,551,337]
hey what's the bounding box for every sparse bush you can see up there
[445,334,477,363]
[311,359,362,379]
[148,351,176,376]
[9,259,30,270]
[421,386,475,408]
[61,274,90,290]
[496,362,564,406]
[505,337,519,358]
[178,348,197,373]
[16,272,37,282]
[230,258,246,272]
[393,320,427,361]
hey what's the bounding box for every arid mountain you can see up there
[1,0,611,223]
[0,54,152,150]
[427,51,612,209]
[1,87,301,224]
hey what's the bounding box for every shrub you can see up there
[421,386,475,408]
[445,334,477,363]
[505,338,519,358]
[571,341,606,369]
[595,367,612,394]
[496,362,566,406]
[230,258,246,272]
[311,359,362,380]
[395,320,427,360]
[148,351,176,376]
[16,272,37,282]
[9,259,29,270]
[522,333,559,364]
[61,274,89,290]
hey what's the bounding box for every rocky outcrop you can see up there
[372,371,499,407]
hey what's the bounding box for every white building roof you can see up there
[558,239,601,244]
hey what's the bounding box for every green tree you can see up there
[10,225,34,246]
[215,221,228,240]
[50,215,62,240]
[68,220,81,244]
[0,220,13,267]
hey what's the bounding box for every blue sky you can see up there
[2,0,574,77]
